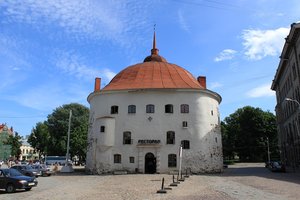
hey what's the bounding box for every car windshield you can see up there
[24,165,34,170]
[2,168,24,177]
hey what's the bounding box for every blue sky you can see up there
[0,0,299,137]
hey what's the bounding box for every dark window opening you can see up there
[146,104,155,113]
[180,104,189,113]
[123,131,132,144]
[129,157,135,163]
[165,104,173,113]
[114,154,121,163]
[181,140,190,149]
[100,126,105,133]
[111,105,118,114]
[182,121,188,128]
[128,105,136,114]
[166,131,175,144]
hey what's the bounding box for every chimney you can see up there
[94,77,101,91]
[197,76,206,89]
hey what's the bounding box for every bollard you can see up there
[184,168,189,178]
[156,177,167,193]
[169,174,179,187]
[178,170,185,182]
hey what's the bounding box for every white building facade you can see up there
[86,34,223,174]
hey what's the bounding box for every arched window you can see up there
[111,105,118,114]
[180,104,189,113]
[168,154,177,167]
[114,154,121,163]
[165,104,173,113]
[166,131,175,144]
[123,131,132,144]
[128,105,136,114]
[181,140,190,149]
[146,104,155,113]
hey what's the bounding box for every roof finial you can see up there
[151,24,159,55]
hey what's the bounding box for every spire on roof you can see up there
[151,24,159,55]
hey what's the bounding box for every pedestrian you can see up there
[53,162,59,175]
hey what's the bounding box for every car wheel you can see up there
[25,187,32,191]
[6,184,16,193]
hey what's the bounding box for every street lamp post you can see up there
[284,98,300,172]
[266,137,270,164]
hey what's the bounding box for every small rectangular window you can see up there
[111,106,118,114]
[128,105,136,114]
[129,157,135,163]
[146,104,155,113]
[114,154,121,163]
[182,121,188,128]
[181,104,189,113]
[100,126,105,133]
[168,154,177,167]
[165,104,173,113]
[181,140,190,149]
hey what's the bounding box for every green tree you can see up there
[28,122,50,158]
[222,106,278,162]
[5,132,22,159]
[45,103,89,163]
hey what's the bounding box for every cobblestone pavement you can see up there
[0,163,299,200]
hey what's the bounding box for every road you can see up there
[0,163,299,200]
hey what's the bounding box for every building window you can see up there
[180,104,189,113]
[211,110,214,115]
[165,104,173,113]
[181,140,190,149]
[111,105,118,114]
[182,121,188,128]
[146,104,155,113]
[166,131,175,144]
[168,154,177,167]
[114,154,121,163]
[129,157,135,163]
[128,105,136,114]
[123,131,132,144]
[100,126,105,133]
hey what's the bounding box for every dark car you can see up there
[0,168,38,193]
[31,164,53,177]
[11,165,41,177]
[269,161,286,172]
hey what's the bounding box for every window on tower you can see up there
[180,104,189,113]
[111,105,118,114]
[166,131,175,144]
[146,104,155,113]
[165,104,173,113]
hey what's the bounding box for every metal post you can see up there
[60,110,74,173]
[266,137,270,164]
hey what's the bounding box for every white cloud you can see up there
[214,49,237,62]
[209,82,223,89]
[54,51,116,83]
[246,84,275,98]
[0,0,153,47]
[242,27,289,60]
[178,10,190,33]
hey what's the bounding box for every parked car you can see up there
[0,168,38,193]
[31,164,53,177]
[269,161,286,172]
[11,165,41,177]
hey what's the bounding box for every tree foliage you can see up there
[4,132,22,159]
[222,106,278,162]
[28,103,89,162]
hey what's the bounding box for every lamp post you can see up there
[284,97,299,172]
[266,137,270,164]
[60,110,74,173]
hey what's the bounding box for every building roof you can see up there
[101,32,205,91]
[271,22,300,90]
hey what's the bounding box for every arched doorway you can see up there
[145,152,156,174]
